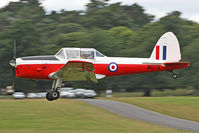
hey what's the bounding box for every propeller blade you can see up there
[14,40,16,60]
[12,40,16,88]
[12,67,16,87]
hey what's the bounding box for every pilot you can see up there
[81,51,94,59]
[87,51,94,59]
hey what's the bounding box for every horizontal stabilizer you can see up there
[164,62,190,70]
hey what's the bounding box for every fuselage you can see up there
[14,55,188,80]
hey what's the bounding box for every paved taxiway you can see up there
[80,99,199,132]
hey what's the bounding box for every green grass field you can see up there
[103,89,196,97]
[109,97,199,122]
[0,99,191,133]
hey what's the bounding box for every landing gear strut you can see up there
[46,78,62,101]
[170,70,177,79]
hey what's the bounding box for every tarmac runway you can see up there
[80,99,199,132]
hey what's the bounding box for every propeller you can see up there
[9,40,16,88]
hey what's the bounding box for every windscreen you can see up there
[56,49,65,59]
[96,50,105,57]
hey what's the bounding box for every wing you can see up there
[49,60,98,83]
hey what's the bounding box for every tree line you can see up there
[0,0,198,94]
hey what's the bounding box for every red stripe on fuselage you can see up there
[94,63,189,77]
[16,64,64,80]
[16,63,189,80]
[94,64,164,76]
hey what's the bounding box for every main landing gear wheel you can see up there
[51,90,60,100]
[46,92,53,101]
[46,89,60,101]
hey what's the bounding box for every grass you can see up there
[109,97,199,122]
[102,89,196,97]
[0,99,191,133]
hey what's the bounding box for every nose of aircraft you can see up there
[9,59,16,67]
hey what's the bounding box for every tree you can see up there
[84,2,154,29]
[86,0,109,12]
[108,26,135,50]
[56,23,85,34]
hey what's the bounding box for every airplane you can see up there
[9,32,190,101]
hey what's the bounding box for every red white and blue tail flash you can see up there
[155,45,167,60]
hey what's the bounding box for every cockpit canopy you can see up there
[55,48,106,60]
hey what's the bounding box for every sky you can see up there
[0,0,199,23]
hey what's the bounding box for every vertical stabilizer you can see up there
[150,32,181,62]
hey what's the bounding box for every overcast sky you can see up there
[1,0,199,23]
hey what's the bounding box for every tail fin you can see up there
[150,32,181,62]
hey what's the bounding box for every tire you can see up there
[51,90,60,100]
[46,92,53,101]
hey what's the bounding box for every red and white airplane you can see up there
[10,32,189,101]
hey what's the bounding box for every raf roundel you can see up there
[108,62,118,72]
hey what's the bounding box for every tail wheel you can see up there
[169,70,178,79]
[172,74,177,79]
